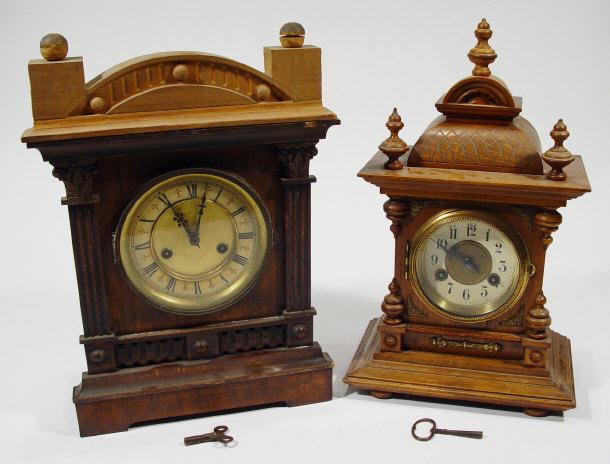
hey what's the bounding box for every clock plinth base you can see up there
[73,343,332,437]
[343,318,575,414]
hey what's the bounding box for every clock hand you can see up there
[432,239,451,255]
[192,188,208,248]
[172,211,195,240]
[163,196,196,242]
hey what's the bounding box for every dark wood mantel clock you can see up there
[343,19,590,416]
[22,23,338,436]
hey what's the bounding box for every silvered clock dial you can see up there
[410,210,530,321]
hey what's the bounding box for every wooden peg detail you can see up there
[468,19,497,77]
[40,33,68,61]
[383,196,409,238]
[525,291,552,339]
[264,23,321,101]
[379,108,409,170]
[29,33,86,120]
[381,278,405,325]
[534,210,562,249]
[542,119,575,181]
[280,22,305,48]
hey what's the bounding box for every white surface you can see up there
[2,0,609,462]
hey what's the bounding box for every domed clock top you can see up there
[406,19,549,175]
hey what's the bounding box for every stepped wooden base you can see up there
[343,318,575,414]
[74,343,332,437]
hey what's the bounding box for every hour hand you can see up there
[172,211,195,240]
[162,195,195,242]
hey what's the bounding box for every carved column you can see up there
[275,142,318,347]
[525,210,562,339]
[381,196,409,320]
[52,159,114,373]
[384,196,409,239]
[381,278,405,325]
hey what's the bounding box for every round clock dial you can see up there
[116,169,271,314]
[410,210,529,321]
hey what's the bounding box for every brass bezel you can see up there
[409,209,530,322]
[115,168,272,316]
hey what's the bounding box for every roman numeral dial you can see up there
[117,169,271,314]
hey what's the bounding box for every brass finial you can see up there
[40,33,68,61]
[468,19,497,77]
[542,119,574,181]
[280,22,305,48]
[379,108,409,170]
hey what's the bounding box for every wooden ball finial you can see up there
[280,22,305,48]
[542,119,574,181]
[40,33,68,61]
[379,108,409,170]
[467,18,497,77]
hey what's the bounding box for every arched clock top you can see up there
[84,52,294,115]
[23,26,334,132]
[22,24,338,436]
[441,75,516,111]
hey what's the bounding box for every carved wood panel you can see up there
[85,53,294,115]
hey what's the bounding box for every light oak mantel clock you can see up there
[22,23,338,436]
[343,19,590,416]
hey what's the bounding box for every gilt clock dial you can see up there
[116,168,271,314]
[410,210,530,321]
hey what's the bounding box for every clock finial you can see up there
[40,33,68,61]
[542,119,575,181]
[468,18,497,76]
[379,108,409,170]
[279,22,305,48]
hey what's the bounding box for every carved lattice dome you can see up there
[407,19,543,174]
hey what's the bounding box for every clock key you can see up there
[411,418,483,441]
[184,425,233,446]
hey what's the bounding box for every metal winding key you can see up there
[411,418,483,441]
[184,425,233,446]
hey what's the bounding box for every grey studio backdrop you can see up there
[1,1,608,463]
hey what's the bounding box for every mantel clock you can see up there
[343,20,590,416]
[22,24,339,436]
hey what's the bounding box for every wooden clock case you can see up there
[22,27,339,437]
[343,20,590,416]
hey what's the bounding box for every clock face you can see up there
[410,210,529,321]
[116,169,271,315]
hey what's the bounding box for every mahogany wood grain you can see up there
[22,101,337,143]
[75,343,332,437]
[344,19,587,416]
[344,318,575,413]
[359,151,590,208]
[23,28,339,436]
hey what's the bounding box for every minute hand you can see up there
[192,192,207,247]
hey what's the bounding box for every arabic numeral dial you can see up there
[412,211,529,320]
